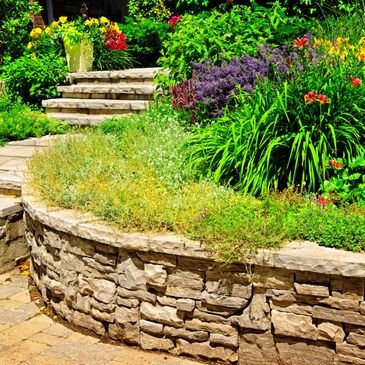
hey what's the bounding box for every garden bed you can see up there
[23,188,365,365]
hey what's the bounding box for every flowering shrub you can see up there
[168,15,182,30]
[185,34,365,195]
[27,10,133,71]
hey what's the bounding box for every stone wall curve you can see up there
[22,191,365,364]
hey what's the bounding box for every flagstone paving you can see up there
[0,269,204,365]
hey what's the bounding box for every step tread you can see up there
[42,98,148,110]
[48,113,125,126]
[57,83,156,94]
[67,67,162,83]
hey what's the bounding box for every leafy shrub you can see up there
[321,157,365,206]
[157,3,313,85]
[119,17,169,67]
[0,98,69,144]
[1,52,67,105]
[0,0,41,66]
[128,0,172,21]
[186,36,365,194]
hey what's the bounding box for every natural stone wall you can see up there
[0,196,27,273]
[23,193,365,365]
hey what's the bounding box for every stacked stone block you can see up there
[23,194,365,365]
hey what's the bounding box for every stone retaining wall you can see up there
[23,193,365,365]
[0,196,27,273]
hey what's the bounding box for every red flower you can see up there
[317,94,329,104]
[349,77,362,87]
[294,37,308,49]
[304,91,317,103]
[329,160,344,169]
[168,15,182,31]
[317,196,335,205]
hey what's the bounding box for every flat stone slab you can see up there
[58,83,155,95]
[0,194,22,218]
[48,113,118,126]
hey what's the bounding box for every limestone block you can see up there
[210,333,238,348]
[313,306,365,326]
[336,343,365,360]
[109,322,139,345]
[254,266,294,290]
[117,297,139,308]
[331,277,364,301]
[193,308,230,325]
[78,275,93,296]
[90,297,116,312]
[137,252,177,267]
[176,298,195,312]
[60,251,85,273]
[178,257,214,271]
[176,339,238,363]
[205,271,250,298]
[346,333,365,348]
[140,302,183,328]
[117,253,146,290]
[165,286,202,300]
[117,287,156,304]
[115,306,139,324]
[201,291,248,310]
[140,319,163,335]
[89,279,116,304]
[320,297,359,311]
[164,326,208,342]
[318,321,345,342]
[94,252,116,267]
[140,332,174,351]
[360,302,365,315]
[185,318,237,336]
[157,295,177,307]
[144,263,167,288]
[270,301,312,316]
[239,333,278,365]
[271,310,317,340]
[74,294,91,314]
[276,339,335,365]
[231,293,271,331]
[294,283,329,297]
[43,276,63,297]
[91,307,114,322]
[71,311,106,336]
[84,257,116,274]
[51,300,73,322]
[63,236,94,256]
[335,354,365,365]
[167,269,204,290]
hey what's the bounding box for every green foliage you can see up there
[157,2,313,84]
[1,52,67,105]
[321,157,365,206]
[119,17,169,67]
[128,0,172,21]
[289,201,365,252]
[186,68,365,195]
[0,0,41,66]
[93,43,135,71]
[0,97,69,144]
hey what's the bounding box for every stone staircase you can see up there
[42,67,161,127]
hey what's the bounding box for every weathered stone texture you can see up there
[24,200,365,365]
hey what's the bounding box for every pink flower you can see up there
[168,15,182,31]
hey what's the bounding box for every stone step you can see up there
[57,83,156,100]
[43,98,148,114]
[48,113,121,126]
[66,67,162,85]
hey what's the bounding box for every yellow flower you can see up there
[85,19,92,26]
[34,27,42,34]
[59,16,67,24]
[45,27,52,35]
[112,22,120,32]
[99,27,106,33]
[100,16,110,25]
[91,18,99,25]
[30,29,39,39]
[27,42,33,49]
[31,53,37,61]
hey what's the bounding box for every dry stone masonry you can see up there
[22,192,365,364]
[0,194,27,273]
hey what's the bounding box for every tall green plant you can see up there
[186,54,365,194]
